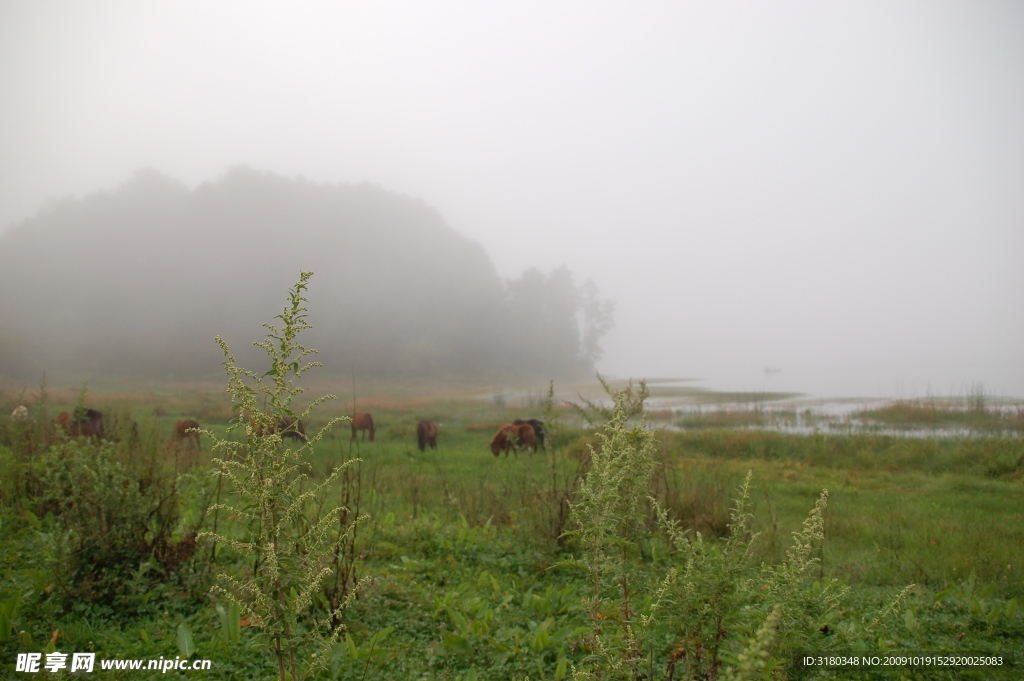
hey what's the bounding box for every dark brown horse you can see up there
[174,419,201,449]
[55,408,105,439]
[416,421,438,451]
[512,419,545,450]
[351,412,375,442]
[251,416,308,442]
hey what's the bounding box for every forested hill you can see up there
[0,168,613,383]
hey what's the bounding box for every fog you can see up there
[2,1,1022,398]
[0,169,611,383]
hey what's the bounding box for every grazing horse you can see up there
[10,405,29,422]
[489,424,513,456]
[489,422,536,456]
[351,412,375,442]
[513,422,537,452]
[512,419,545,450]
[251,416,308,442]
[55,408,105,439]
[174,419,201,449]
[416,421,438,451]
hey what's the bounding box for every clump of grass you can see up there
[675,408,771,429]
[652,459,741,538]
[706,391,801,403]
[568,373,649,426]
[659,429,1024,478]
[859,399,1024,432]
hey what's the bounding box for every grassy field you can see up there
[1,375,1023,680]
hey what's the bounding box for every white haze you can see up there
[1,1,1022,398]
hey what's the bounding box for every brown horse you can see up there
[514,422,537,452]
[489,422,536,456]
[512,419,545,449]
[55,408,105,439]
[174,419,201,449]
[251,416,308,442]
[351,412,375,442]
[416,421,438,451]
[489,424,513,456]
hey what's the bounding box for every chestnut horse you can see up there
[416,421,438,451]
[174,419,201,449]
[351,412,375,442]
[489,425,512,456]
[489,422,535,456]
[512,419,545,450]
[514,422,537,452]
[55,408,105,439]
[251,416,308,442]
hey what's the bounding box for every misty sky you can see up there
[2,1,1022,398]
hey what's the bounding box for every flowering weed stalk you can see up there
[199,272,362,681]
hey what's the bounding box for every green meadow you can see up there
[1,283,1022,679]
[2,381,1022,679]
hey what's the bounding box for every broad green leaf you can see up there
[346,633,358,659]
[443,632,472,655]
[447,608,469,634]
[903,609,921,637]
[227,601,241,643]
[369,627,394,647]
[555,656,568,681]
[176,622,196,658]
[22,510,41,530]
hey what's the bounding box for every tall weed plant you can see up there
[568,393,908,680]
[567,395,656,675]
[199,272,363,681]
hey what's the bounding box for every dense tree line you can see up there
[0,168,613,383]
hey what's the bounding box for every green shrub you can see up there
[38,437,185,607]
